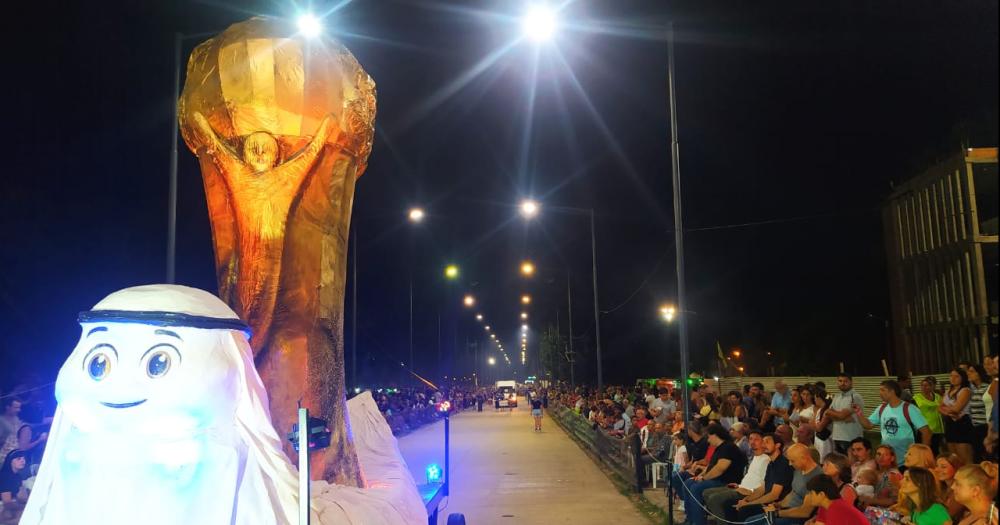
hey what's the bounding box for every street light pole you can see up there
[667,22,691,428]
[589,209,603,390]
[351,225,358,389]
[567,270,575,387]
[166,32,181,284]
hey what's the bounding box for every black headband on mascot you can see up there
[78,310,253,338]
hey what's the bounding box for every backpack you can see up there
[877,401,918,440]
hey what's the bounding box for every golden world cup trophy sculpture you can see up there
[178,17,374,486]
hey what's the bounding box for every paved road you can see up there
[397,405,651,525]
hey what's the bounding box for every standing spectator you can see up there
[748,443,823,525]
[703,429,769,522]
[951,463,998,525]
[827,374,865,454]
[898,375,916,403]
[894,466,952,525]
[965,364,990,461]
[855,379,931,466]
[802,475,869,525]
[934,454,966,522]
[798,387,815,436]
[735,433,794,520]
[0,400,24,463]
[940,368,975,465]
[650,389,676,422]
[681,423,747,525]
[914,377,946,454]
[849,437,877,483]
[984,352,998,457]
[811,387,834,461]
[858,445,903,509]
[15,424,46,470]
[788,388,805,434]
[762,380,792,431]
[719,391,747,430]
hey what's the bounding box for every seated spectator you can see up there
[704,429,768,522]
[685,419,709,470]
[796,423,815,447]
[934,454,966,522]
[858,445,903,509]
[747,443,823,524]
[952,462,998,525]
[671,411,685,434]
[719,391,748,430]
[855,469,877,499]
[905,443,938,470]
[680,423,747,524]
[893,466,951,525]
[0,450,29,522]
[775,424,794,448]
[820,452,858,508]
[802,474,868,525]
[735,433,793,520]
[633,408,650,430]
[849,437,877,483]
[731,422,752,461]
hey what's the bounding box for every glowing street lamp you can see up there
[519,199,540,219]
[408,207,425,223]
[521,294,532,305]
[490,334,496,339]
[488,357,496,365]
[475,314,483,321]
[444,264,459,280]
[660,305,676,323]
[520,261,535,277]
[520,312,528,320]
[484,325,491,331]
[521,5,556,43]
[297,13,323,38]
[732,349,741,358]
[521,324,528,332]
[463,294,476,308]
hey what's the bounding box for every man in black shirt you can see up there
[681,423,747,525]
[736,434,794,521]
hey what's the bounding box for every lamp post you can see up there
[666,21,692,431]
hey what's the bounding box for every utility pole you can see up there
[668,22,691,429]
[567,271,575,387]
[351,226,358,389]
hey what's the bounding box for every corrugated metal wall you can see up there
[715,374,951,411]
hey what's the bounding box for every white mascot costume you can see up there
[20,285,426,525]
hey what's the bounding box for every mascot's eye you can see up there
[146,351,172,378]
[87,353,112,381]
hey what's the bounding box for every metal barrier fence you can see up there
[549,403,640,491]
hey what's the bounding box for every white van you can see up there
[495,380,518,408]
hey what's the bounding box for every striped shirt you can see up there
[969,383,988,426]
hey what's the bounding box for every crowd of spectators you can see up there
[367,385,498,436]
[546,351,998,525]
[0,380,54,524]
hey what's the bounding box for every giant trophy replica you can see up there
[178,17,375,486]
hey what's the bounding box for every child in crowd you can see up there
[855,468,878,499]
[672,432,689,472]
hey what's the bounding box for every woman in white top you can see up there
[788,388,805,434]
[813,388,834,461]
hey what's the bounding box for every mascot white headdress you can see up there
[20,285,426,525]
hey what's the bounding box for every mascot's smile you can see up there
[100,399,148,409]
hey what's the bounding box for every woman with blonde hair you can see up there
[953,462,998,525]
[905,443,938,470]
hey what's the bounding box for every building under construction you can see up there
[884,147,998,374]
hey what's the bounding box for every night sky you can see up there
[2,0,997,392]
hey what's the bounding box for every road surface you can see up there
[397,404,651,525]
